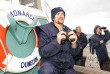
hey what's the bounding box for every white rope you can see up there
[0,10,9,74]
[0,39,8,74]
[0,17,8,25]
[30,65,36,74]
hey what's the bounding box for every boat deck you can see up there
[74,65,110,74]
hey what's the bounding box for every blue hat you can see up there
[51,7,65,21]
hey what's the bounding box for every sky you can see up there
[46,0,110,34]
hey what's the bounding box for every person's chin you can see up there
[58,21,64,24]
[58,22,63,24]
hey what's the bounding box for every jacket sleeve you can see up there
[104,30,110,43]
[38,30,62,58]
[89,39,101,49]
[69,42,80,56]
[80,35,88,49]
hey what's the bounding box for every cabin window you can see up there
[19,0,42,10]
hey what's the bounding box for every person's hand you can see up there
[101,27,107,31]
[103,29,107,31]
[80,47,83,49]
[68,31,77,48]
[57,31,66,44]
[100,40,104,44]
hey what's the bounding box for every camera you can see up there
[61,32,75,44]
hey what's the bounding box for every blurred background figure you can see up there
[73,26,88,65]
[89,25,110,69]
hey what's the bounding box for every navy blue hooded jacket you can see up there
[36,22,80,68]
[89,25,110,62]
[73,30,88,60]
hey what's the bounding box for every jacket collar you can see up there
[49,22,59,36]
[49,22,68,37]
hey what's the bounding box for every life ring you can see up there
[0,9,41,73]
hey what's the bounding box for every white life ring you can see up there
[0,9,41,73]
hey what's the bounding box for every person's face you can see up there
[53,11,64,25]
[96,27,102,34]
[76,27,81,33]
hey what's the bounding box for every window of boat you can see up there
[19,0,42,10]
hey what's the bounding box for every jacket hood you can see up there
[94,25,100,34]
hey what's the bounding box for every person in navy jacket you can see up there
[89,25,110,69]
[36,7,80,74]
[73,26,87,65]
